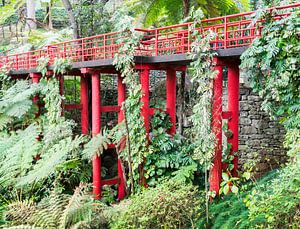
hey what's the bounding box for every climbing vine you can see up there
[241,9,300,159]
[112,9,148,192]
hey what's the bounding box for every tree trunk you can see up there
[182,0,190,18]
[46,1,53,30]
[26,0,36,30]
[61,0,79,39]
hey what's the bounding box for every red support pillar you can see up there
[91,72,101,199]
[117,74,126,200]
[30,73,41,117]
[227,63,239,176]
[209,65,223,194]
[140,68,150,134]
[166,68,177,134]
[80,75,89,135]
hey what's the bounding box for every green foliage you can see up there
[145,110,197,186]
[112,8,148,191]
[245,165,300,228]
[241,9,300,159]
[109,180,203,229]
[0,80,39,130]
[53,57,72,76]
[0,124,41,187]
[82,129,111,160]
[37,56,50,77]
[73,1,112,37]
[187,8,217,169]
[4,184,108,228]
[125,0,247,27]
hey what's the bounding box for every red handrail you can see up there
[0,3,299,71]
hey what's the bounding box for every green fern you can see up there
[0,124,41,187]
[82,128,111,160]
[18,135,87,186]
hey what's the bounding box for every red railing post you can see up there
[91,71,101,199]
[224,16,228,49]
[103,35,106,59]
[82,39,85,62]
[16,54,19,70]
[155,29,159,56]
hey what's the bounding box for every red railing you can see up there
[0,3,299,71]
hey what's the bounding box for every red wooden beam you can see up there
[80,75,89,134]
[209,65,223,195]
[140,68,150,134]
[166,68,177,134]
[101,106,120,112]
[64,104,83,110]
[91,72,101,199]
[227,63,239,176]
[101,177,120,186]
[117,74,126,200]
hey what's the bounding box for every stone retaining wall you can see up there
[237,77,286,176]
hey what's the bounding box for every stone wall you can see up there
[237,78,286,177]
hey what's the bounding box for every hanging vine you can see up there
[186,8,218,223]
[112,8,148,192]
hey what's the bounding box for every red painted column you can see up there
[209,65,223,194]
[166,68,177,134]
[117,74,126,200]
[30,73,41,117]
[140,68,150,134]
[227,63,239,176]
[80,75,89,135]
[91,72,101,199]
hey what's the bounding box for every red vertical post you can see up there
[227,63,239,176]
[80,75,89,135]
[209,65,223,194]
[117,74,126,200]
[91,72,101,199]
[166,68,177,134]
[30,73,41,117]
[140,68,150,134]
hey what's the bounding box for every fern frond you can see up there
[82,129,111,160]
[59,184,93,229]
[4,200,36,227]
[31,192,69,228]
[18,135,86,186]
[0,114,13,130]
[0,124,41,187]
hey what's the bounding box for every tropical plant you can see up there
[124,0,250,27]
[3,184,108,228]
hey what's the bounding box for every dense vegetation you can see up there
[0,0,299,228]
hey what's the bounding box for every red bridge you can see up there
[1,3,298,199]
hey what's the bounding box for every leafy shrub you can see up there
[109,180,203,229]
[196,168,300,228]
